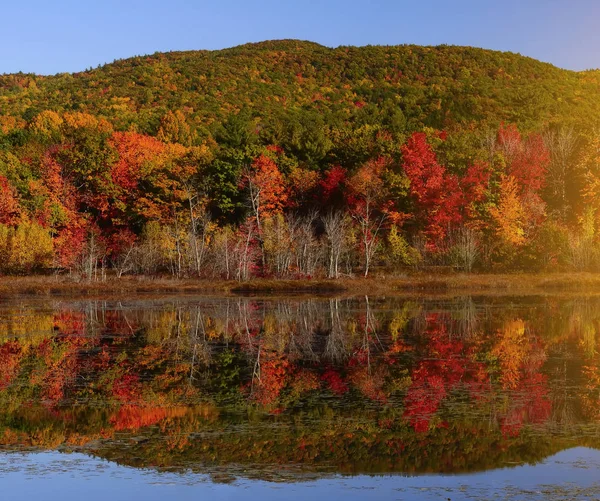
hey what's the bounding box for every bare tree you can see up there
[353,205,386,277]
[451,226,480,272]
[323,210,351,278]
[289,211,321,277]
[75,230,106,281]
[233,222,257,281]
[482,128,498,166]
[241,164,266,271]
[113,241,136,278]
[187,204,212,277]
[542,127,578,219]
[262,214,294,277]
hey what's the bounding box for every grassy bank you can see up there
[1,273,600,298]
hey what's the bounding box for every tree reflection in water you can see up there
[0,295,599,479]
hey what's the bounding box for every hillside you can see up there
[0,40,600,278]
[1,40,599,135]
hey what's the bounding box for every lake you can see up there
[0,294,599,500]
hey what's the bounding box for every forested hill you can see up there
[1,40,600,278]
[2,40,600,134]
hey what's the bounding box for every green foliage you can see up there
[529,220,571,270]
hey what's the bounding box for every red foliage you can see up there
[319,165,347,205]
[103,228,137,260]
[266,144,284,155]
[402,133,462,247]
[402,133,490,248]
[403,314,490,432]
[497,124,549,193]
[461,162,491,206]
[321,368,349,395]
[109,132,165,191]
[34,148,90,267]
[0,341,23,390]
[402,133,446,204]
[112,373,141,403]
[251,357,292,406]
[53,223,88,269]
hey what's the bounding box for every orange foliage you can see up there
[109,132,166,191]
[0,176,21,225]
[245,154,288,218]
[251,356,291,406]
[490,175,526,246]
[110,405,188,431]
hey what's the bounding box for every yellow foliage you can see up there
[30,110,63,137]
[145,309,178,344]
[388,225,421,267]
[0,222,53,273]
[492,319,527,389]
[490,175,526,246]
[157,110,194,146]
[62,112,113,133]
[0,115,26,134]
[0,309,54,346]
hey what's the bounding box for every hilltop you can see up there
[1,40,599,135]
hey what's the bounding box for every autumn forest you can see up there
[1,40,600,278]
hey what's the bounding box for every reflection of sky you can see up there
[0,1,598,74]
[1,447,599,501]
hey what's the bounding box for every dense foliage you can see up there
[1,40,600,276]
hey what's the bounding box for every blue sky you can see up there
[1,0,598,75]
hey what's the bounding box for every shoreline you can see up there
[1,273,600,298]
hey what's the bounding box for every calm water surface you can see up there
[0,294,599,499]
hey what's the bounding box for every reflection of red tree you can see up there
[321,368,349,395]
[103,311,139,337]
[112,373,141,403]
[581,364,600,419]
[53,311,86,336]
[33,334,93,404]
[251,357,292,406]
[404,314,490,432]
[0,341,23,390]
[500,373,551,437]
[290,369,319,395]
[348,350,388,404]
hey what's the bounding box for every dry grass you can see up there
[1,272,600,299]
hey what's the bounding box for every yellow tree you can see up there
[581,135,600,231]
[157,110,193,146]
[490,175,526,247]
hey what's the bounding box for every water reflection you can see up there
[3,448,600,501]
[0,296,599,479]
